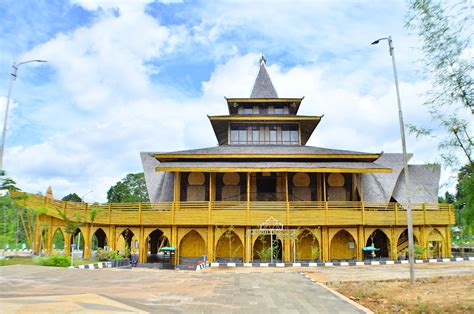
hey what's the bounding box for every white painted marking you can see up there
[227,263,236,267]
[292,263,301,267]
[355,262,365,266]
[210,262,219,267]
[415,259,424,264]
[401,260,409,264]
[260,263,269,267]
[324,262,333,266]
[371,261,380,265]
[340,262,349,266]
[308,262,318,267]
[276,263,285,267]
[428,259,437,263]
[385,261,394,265]
[442,258,450,262]
[243,263,252,267]
[455,257,463,261]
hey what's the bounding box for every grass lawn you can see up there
[329,275,473,313]
[0,257,36,266]
[0,256,99,267]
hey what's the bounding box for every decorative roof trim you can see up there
[155,166,391,173]
[208,115,321,121]
[153,153,381,161]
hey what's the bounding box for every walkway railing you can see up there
[13,191,454,227]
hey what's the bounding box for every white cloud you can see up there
[4,1,459,202]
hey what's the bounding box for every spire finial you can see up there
[260,52,266,66]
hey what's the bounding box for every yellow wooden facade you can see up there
[15,181,453,264]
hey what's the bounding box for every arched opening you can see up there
[428,229,443,258]
[52,228,65,250]
[330,230,356,261]
[297,230,320,261]
[147,229,170,263]
[92,228,108,250]
[70,228,85,257]
[215,230,244,262]
[365,229,390,259]
[179,230,206,264]
[120,229,134,258]
[253,234,282,262]
[397,229,419,258]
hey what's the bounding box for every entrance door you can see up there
[256,173,277,201]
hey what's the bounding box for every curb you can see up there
[210,256,474,268]
[301,273,373,314]
[69,261,113,270]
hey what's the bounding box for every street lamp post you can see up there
[1,60,47,174]
[371,36,416,284]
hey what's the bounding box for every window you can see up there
[230,124,299,145]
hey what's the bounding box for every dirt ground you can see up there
[327,275,474,313]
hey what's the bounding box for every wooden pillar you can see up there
[321,226,329,262]
[109,225,116,251]
[207,225,214,262]
[64,229,70,256]
[138,226,146,263]
[316,173,322,201]
[420,225,428,259]
[246,172,250,225]
[172,226,178,265]
[390,227,399,260]
[174,172,181,205]
[244,228,251,263]
[83,223,91,259]
[47,216,53,254]
[445,226,452,257]
[357,226,364,261]
[34,216,41,254]
[351,173,357,201]
[285,172,289,225]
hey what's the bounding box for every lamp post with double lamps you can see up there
[371,36,416,284]
[1,60,47,175]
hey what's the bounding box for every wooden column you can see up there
[83,223,91,259]
[445,225,452,257]
[207,225,214,262]
[246,172,250,225]
[138,226,146,263]
[321,226,329,262]
[244,228,250,263]
[357,226,364,261]
[34,216,41,254]
[171,226,178,265]
[47,216,53,254]
[285,172,289,225]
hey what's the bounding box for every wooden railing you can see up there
[13,192,454,227]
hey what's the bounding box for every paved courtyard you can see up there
[1,262,473,313]
[0,265,364,313]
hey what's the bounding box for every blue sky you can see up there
[0,0,467,201]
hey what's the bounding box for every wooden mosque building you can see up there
[21,58,453,264]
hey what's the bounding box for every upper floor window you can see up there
[236,104,289,115]
[230,123,299,145]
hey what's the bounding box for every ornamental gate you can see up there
[247,216,298,263]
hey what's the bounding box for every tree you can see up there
[61,193,82,202]
[405,0,473,167]
[107,172,149,203]
[456,165,474,233]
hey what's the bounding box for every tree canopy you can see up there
[107,172,149,203]
[405,0,473,167]
[61,193,82,202]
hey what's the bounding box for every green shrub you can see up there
[34,255,70,267]
[96,248,122,261]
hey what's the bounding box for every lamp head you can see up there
[371,40,380,45]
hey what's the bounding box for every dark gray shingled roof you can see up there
[155,161,390,172]
[155,145,378,156]
[250,62,278,98]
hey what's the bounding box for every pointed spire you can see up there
[250,56,278,98]
[46,186,53,199]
